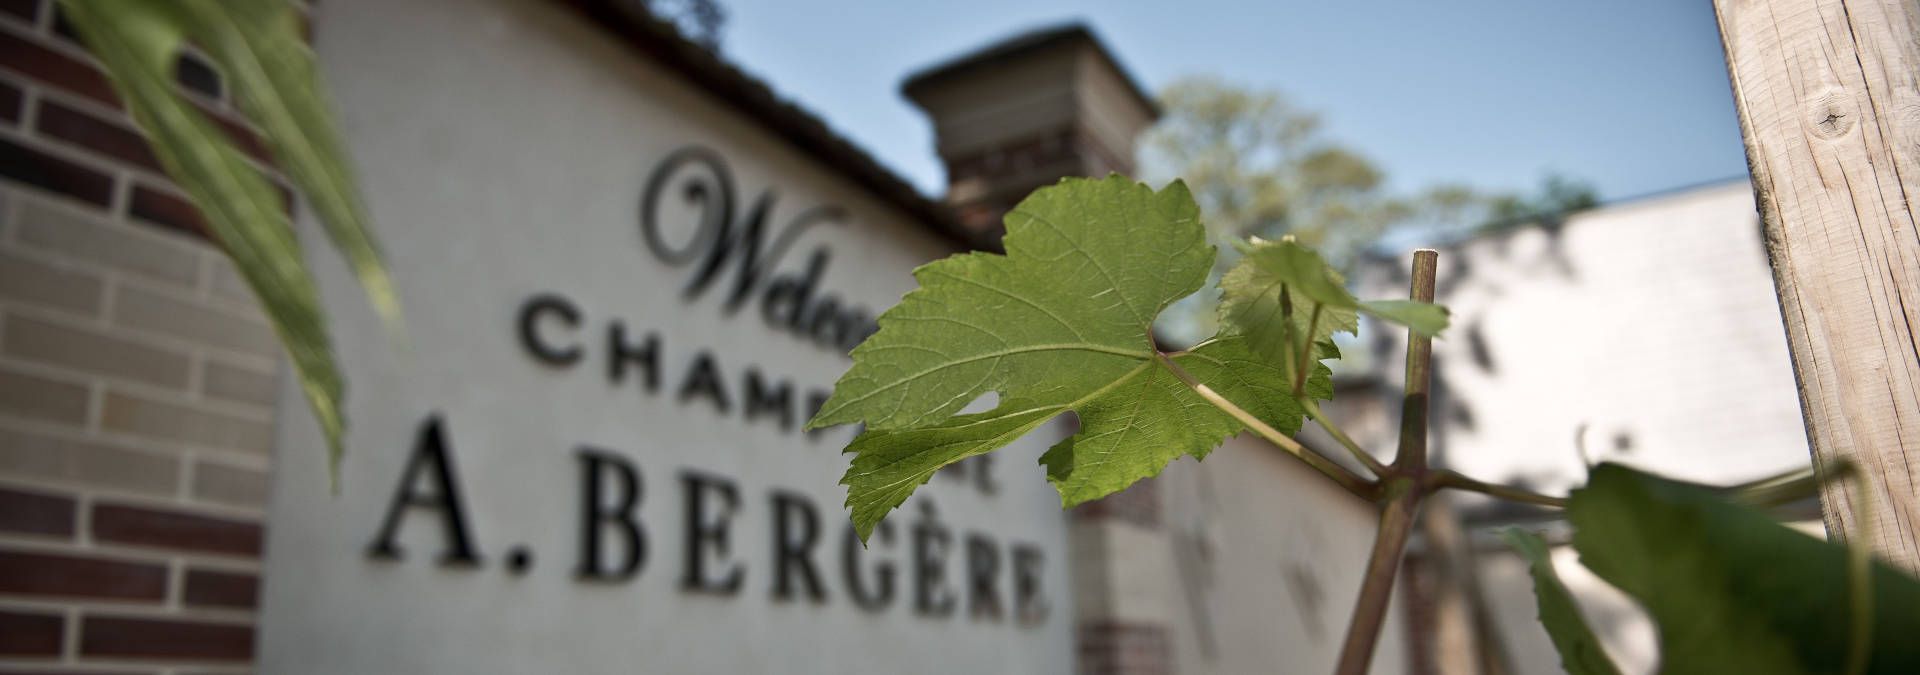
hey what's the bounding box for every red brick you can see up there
[182,568,257,609]
[174,98,271,168]
[0,550,167,601]
[1077,621,1171,675]
[48,3,75,43]
[80,615,253,661]
[0,609,62,656]
[128,183,207,237]
[0,135,115,206]
[211,110,273,164]
[1073,476,1161,527]
[0,486,75,537]
[0,29,118,107]
[0,77,21,125]
[91,503,262,558]
[0,0,39,23]
[34,98,160,172]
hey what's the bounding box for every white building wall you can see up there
[1358,181,1808,493]
[259,0,1075,672]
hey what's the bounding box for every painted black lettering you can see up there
[678,352,732,414]
[966,534,1003,621]
[639,146,731,266]
[911,502,956,617]
[770,491,825,602]
[680,471,744,595]
[1012,543,1049,626]
[762,248,827,331]
[607,321,660,392]
[518,294,582,366]
[742,368,794,431]
[368,415,482,566]
[576,447,646,581]
[842,521,896,611]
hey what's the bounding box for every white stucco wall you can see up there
[1359,181,1809,494]
[258,0,1074,672]
[1158,434,1409,675]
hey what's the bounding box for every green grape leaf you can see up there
[808,177,1308,540]
[174,1,404,337]
[1569,464,1920,675]
[1218,239,1447,383]
[63,0,406,487]
[1502,528,1622,675]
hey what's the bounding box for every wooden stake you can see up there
[1713,0,1920,570]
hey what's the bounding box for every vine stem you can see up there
[1156,352,1376,500]
[1304,399,1389,477]
[1433,470,1567,508]
[1293,303,1323,397]
[1336,478,1419,675]
[1335,249,1438,675]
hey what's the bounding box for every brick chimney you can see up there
[904,24,1159,243]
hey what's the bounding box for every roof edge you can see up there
[554,0,997,251]
[900,22,1158,118]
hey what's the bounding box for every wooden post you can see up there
[1712,0,1920,571]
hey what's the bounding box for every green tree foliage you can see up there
[61,0,399,483]
[1139,77,1410,267]
[1138,77,1564,345]
[1472,173,1600,233]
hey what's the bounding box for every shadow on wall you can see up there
[1364,215,1587,492]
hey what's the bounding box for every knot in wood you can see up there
[1804,91,1855,140]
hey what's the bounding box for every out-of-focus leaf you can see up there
[174,0,403,335]
[60,0,349,480]
[1219,238,1359,365]
[1569,464,1920,675]
[1358,299,1448,337]
[1502,528,1622,675]
[1218,238,1446,389]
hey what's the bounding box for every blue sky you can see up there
[716,0,1748,204]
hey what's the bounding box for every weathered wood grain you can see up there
[1713,0,1920,570]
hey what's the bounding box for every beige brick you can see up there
[3,314,191,389]
[111,285,278,357]
[191,459,269,508]
[0,249,105,316]
[13,200,203,287]
[201,359,276,407]
[100,389,273,454]
[205,256,260,307]
[0,366,90,425]
[0,426,179,495]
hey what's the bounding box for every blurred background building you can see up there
[0,0,1804,673]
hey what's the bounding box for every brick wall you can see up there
[1071,479,1175,675]
[0,1,285,672]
